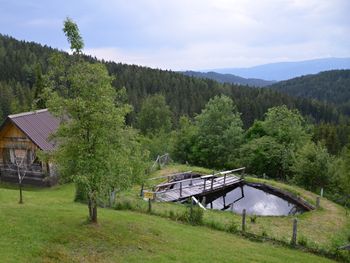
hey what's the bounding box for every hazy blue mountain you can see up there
[208,57,350,81]
[181,71,275,87]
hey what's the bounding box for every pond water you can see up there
[204,185,306,216]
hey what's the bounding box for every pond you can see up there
[202,185,307,216]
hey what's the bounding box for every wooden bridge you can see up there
[143,168,245,202]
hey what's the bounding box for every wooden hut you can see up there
[0,109,59,186]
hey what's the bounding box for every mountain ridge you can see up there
[181,70,275,87]
[205,57,350,81]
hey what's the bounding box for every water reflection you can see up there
[205,185,305,216]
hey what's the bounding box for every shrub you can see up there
[250,214,257,223]
[180,205,204,225]
[227,220,239,234]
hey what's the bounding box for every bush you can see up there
[250,214,257,223]
[227,220,239,233]
[180,205,204,225]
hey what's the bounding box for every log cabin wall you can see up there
[0,120,52,186]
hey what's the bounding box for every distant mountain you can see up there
[208,58,350,81]
[269,70,350,105]
[181,71,275,87]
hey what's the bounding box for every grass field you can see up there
[0,182,339,262]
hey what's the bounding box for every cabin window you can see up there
[2,148,37,166]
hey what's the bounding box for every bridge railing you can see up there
[142,167,245,199]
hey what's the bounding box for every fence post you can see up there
[291,218,298,246]
[140,183,144,197]
[211,177,214,190]
[242,209,246,232]
[180,182,183,197]
[316,197,320,209]
[223,174,226,185]
[148,198,152,213]
[203,179,206,191]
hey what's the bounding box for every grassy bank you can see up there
[116,164,350,260]
[0,182,339,262]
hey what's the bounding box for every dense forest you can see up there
[0,34,344,129]
[270,70,350,113]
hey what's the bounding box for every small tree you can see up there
[46,19,148,223]
[137,94,172,135]
[193,95,243,168]
[240,136,287,178]
[242,106,311,179]
[292,142,332,191]
[171,116,198,164]
[10,145,35,204]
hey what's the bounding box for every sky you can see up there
[0,0,349,70]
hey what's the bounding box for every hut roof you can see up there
[5,109,60,151]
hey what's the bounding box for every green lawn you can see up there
[0,183,337,262]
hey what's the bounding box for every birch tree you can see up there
[10,146,35,204]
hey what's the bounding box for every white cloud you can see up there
[82,0,350,69]
[7,0,347,70]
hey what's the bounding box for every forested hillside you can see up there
[270,70,350,114]
[0,34,344,129]
[181,70,275,87]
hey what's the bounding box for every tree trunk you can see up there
[87,196,97,223]
[88,198,93,219]
[91,203,97,223]
[19,182,23,204]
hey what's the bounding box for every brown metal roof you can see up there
[8,109,60,151]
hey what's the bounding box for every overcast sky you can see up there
[1,0,349,70]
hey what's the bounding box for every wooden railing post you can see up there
[203,179,206,191]
[180,182,183,197]
[242,209,246,232]
[211,177,214,190]
[223,174,226,185]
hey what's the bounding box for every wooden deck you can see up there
[145,168,245,202]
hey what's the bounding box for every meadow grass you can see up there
[0,182,339,263]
